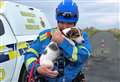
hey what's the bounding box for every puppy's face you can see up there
[63,27,82,40]
[66,28,80,39]
[62,27,84,44]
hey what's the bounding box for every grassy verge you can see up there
[83,27,120,42]
[107,28,120,42]
[83,27,100,37]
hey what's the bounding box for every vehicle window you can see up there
[0,19,5,36]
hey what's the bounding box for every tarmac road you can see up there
[85,31,120,82]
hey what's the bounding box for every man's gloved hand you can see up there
[37,65,58,78]
[52,30,64,44]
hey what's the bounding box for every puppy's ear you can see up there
[49,43,58,51]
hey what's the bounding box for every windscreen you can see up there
[0,19,5,36]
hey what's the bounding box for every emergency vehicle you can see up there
[0,1,51,82]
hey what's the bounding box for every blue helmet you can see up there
[56,0,79,23]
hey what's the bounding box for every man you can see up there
[24,0,91,82]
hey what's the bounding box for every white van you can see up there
[0,1,51,82]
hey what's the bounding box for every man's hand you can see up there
[37,65,58,78]
[52,30,64,44]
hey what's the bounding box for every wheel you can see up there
[18,64,28,82]
[18,64,48,82]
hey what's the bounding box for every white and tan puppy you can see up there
[62,27,84,45]
[40,42,59,69]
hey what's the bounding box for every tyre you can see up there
[18,64,28,82]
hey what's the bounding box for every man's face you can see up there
[58,22,75,31]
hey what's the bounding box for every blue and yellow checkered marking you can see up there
[0,41,30,63]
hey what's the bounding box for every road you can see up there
[85,31,120,82]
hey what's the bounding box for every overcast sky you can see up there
[10,0,120,30]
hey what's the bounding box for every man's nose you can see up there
[63,23,72,28]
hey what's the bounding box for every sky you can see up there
[9,0,120,30]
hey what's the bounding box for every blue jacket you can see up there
[24,28,91,82]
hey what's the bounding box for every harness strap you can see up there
[28,58,40,82]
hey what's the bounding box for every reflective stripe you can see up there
[39,33,48,41]
[20,11,35,17]
[27,48,39,57]
[40,35,47,41]
[26,57,37,69]
[78,45,85,49]
[79,45,91,56]
[25,24,41,30]
[39,29,58,41]
[17,42,28,49]
[71,47,78,62]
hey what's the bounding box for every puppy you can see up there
[39,27,84,68]
[39,42,59,69]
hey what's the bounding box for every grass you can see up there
[83,27,120,41]
[83,27,120,57]
[83,27,120,42]
[107,28,120,42]
[83,27,100,37]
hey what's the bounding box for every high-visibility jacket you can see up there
[24,28,91,82]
